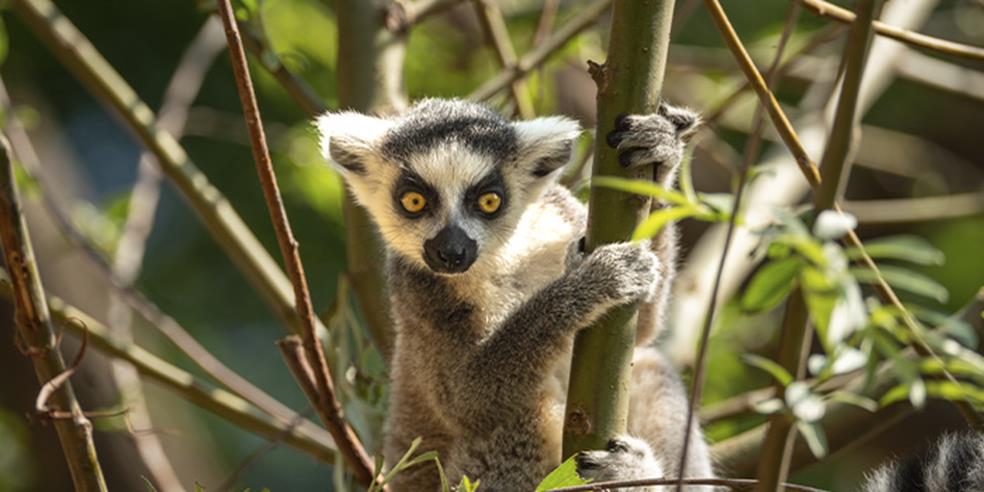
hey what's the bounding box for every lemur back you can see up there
[318,99,713,491]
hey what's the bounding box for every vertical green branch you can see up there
[335,0,408,361]
[755,1,882,489]
[562,0,675,457]
[0,137,107,491]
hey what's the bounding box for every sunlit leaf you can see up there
[826,391,877,412]
[743,354,793,386]
[631,206,699,241]
[535,455,589,491]
[851,265,949,303]
[591,176,690,206]
[846,235,945,266]
[741,257,802,313]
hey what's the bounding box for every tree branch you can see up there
[472,0,535,119]
[0,137,108,491]
[562,0,674,457]
[468,0,611,102]
[800,0,984,62]
[215,0,379,486]
[0,272,339,463]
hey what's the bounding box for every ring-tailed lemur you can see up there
[317,99,713,491]
[861,432,984,491]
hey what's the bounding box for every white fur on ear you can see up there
[512,116,582,177]
[315,111,394,175]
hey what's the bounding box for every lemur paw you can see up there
[579,241,661,304]
[576,436,664,491]
[605,102,700,170]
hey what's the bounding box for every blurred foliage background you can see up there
[0,0,982,490]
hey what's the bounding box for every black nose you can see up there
[423,225,477,274]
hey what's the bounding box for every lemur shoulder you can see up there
[317,99,714,491]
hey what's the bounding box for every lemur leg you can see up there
[628,348,714,485]
[606,102,700,347]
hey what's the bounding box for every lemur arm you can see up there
[445,240,659,431]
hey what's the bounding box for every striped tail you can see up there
[862,433,984,492]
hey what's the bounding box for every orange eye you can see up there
[477,192,502,214]
[400,191,427,213]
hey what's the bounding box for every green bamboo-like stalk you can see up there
[334,0,408,362]
[562,0,675,457]
[755,1,882,489]
[0,271,339,462]
[9,0,331,339]
[0,138,108,491]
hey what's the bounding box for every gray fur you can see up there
[317,99,712,491]
[861,433,984,492]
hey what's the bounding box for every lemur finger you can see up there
[617,143,683,169]
[659,102,701,136]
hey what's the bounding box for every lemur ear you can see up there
[512,116,582,178]
[316,111,394,175]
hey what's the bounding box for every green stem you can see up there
[0,138,108,491]
[562,0,675,457]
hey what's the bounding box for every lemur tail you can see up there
[860,432,984,492]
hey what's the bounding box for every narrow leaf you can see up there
[591,176,690,206]
[741,257,802,312]
[631,206,698,241]
[851,265,949,303]
[846,235,944,266]
[743,354,794,386]
[796,421,829,458]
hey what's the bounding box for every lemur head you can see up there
[318,99,581,275]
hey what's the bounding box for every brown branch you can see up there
[844,192,984,224]
[547,477,827,492]
[531,0,560,48]
[801,0,984,62]
[468,0,611,102]
[215,1,379,486]
[472,0,535,119]
[703,0,822,188]
[238,22,326,117]
[685,5,802,491]
[0,136,107,491]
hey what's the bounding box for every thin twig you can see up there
[468,0,611,102]
[844,192,984,224]
[9,0,330,341]
[472,0,535,119]
[215,1,379,486]
[703,0,822,188]
[548,476,827,492]
[0,137,107,491]
[0,272,339,462]
[680,5,802,491]
[531,0,560,48]
[801,0,984,62]
[0,85,326,442]
[238,22,326,117]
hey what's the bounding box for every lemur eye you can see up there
[400,191,427,213]
[477,192,502,214]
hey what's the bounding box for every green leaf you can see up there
[881,380,984,407]
[796,421,829,458]
[826,391,877,412]
[141,477,159,492]
[458,476,480,492]
[631,206,699,241]
[851,265,949,303]
[535,455,589,491]
[846,235,944,266]
[195,482,206,492]
[742,354,793,386]
[801,266,838,348]
[591,176,690,206]
[741,257,802,312]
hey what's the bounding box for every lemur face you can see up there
[318,99,580,275]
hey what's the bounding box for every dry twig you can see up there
[215,0,379,486]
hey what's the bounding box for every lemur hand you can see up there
[606,102,700,169]
[575,241,660,305]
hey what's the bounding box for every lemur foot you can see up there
[576,436,665,492]
[606,102,700,169]
[577,241,660,304]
